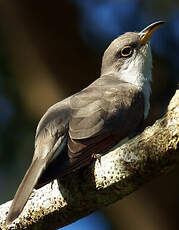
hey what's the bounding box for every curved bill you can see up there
[139,21,165,45]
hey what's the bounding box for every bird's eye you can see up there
[121,46,133,57]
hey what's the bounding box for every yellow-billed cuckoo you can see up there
[6,21,164,224]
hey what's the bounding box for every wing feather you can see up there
[68,79,144,163]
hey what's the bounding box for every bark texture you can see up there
[0,90,178,230]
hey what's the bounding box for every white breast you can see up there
[116,43,152,119]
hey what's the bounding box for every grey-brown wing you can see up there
[32,98,72,187]
[36,80,145,186]
[6,98,71,224]
[35,79,145,186]
[34,98,71,161]
[68,81,144,164]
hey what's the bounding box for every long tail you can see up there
[6,157,46,225]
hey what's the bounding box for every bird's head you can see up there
[101,21,165,88]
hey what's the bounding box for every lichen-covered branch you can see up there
[0,90,178,230]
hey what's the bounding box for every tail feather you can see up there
[6,158,46,225]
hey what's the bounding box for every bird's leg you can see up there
[51,180,55,190]
[92,153,102,165]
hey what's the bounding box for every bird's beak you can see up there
[139,21,165,45]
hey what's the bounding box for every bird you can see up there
[6,21,164,224]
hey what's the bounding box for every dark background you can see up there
[0,1,178,230]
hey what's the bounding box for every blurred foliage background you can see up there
[0,0,178,230]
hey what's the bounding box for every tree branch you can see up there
[0,90,178,230]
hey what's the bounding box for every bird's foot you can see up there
[51,180,55,190]
[92,153,102,165]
